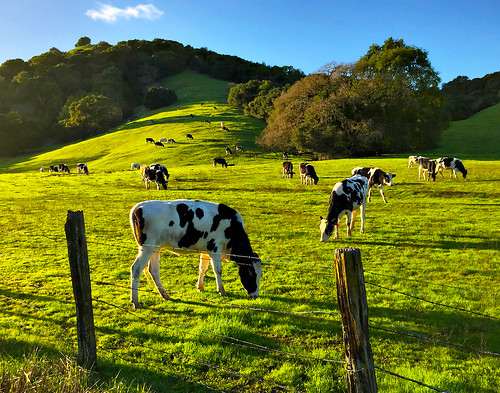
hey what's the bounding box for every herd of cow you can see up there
[39,163,89,175]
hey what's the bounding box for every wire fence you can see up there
[0,231,498,392]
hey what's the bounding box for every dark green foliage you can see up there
[258,38,449,157]
[442,72,500,120]
[0,38,303,157]
[143,86,178,109]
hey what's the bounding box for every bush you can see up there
[143,86,178,110]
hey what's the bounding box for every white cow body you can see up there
[129,199,262,308]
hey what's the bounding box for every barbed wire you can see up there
[374,365,453,393]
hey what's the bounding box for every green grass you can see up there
[0,72,499,392]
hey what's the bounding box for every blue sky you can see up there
[1,0,498,84]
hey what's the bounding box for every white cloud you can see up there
[86,3,164,23]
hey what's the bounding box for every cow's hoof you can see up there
[160,292,170,300]
[219,291,227,297]
[132,302,143,310]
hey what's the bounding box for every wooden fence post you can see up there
[334,247,377,393]
[65,210,97,369]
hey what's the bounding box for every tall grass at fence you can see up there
[0,73,499,392]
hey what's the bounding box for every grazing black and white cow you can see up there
[146,137,155,143]
[154,141,164,148]
[166,138,176,144]
[213,158,228,168]
[150,163,170,181]
[58,163,70,174]
[320,175,368,242]
[159,137,167,143]
[77,163,89,175]
[186,134,194,139]
[436,157,467,179]
[225,148,232,155]
[49,165,58,172]
[140,164,168,190]
[131,163,140,170]
[299,162,319,185]
[39,167,45,173]
[129,199,263,308]
[282,152,289,160]
[417,157,437,181]
[235,145,244,153]
[351,167,395,203]
[282,161,294,178]
[408,155,422,169]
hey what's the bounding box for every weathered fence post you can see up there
[334,247,377,393]
[65,210,97,369]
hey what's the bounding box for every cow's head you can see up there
[319,216,336,243]
[238,252,262,297]
[384,173,395,186]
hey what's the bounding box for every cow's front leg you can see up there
[197,253,211,292]
[130,247,156,309]
[367,187,372,202]
[345,212,353,237]
[208,253,226,296]
[359,204,366,234]
[379,188,388,203]
[148,249,169,301]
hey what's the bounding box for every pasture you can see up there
[0,72,499,392]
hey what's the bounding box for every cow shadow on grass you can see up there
[355,237,498,251]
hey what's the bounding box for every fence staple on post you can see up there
[334,247,377,393]
[65,210,97,369]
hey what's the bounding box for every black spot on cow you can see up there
[207,239,218,253]
[210,203,238,232]
[195,208,204,219]
[176,203,204,248]
[169,221,174,227]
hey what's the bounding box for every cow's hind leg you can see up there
[208,252,227,296]
[345,212,353,237]
[197,253,211,292]
[359,203,366,234]
[379,187,388,203]
[148,249,169,301]
[130,246,157,309]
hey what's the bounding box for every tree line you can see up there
[0,37,304,156]
[229,38,499,158]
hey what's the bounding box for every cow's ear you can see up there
[392,174,396,178]
[320,216,324,220]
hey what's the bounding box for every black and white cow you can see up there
[320,175,368,242]
[146,137,155,143]
[140,164,168,190]
[225,147,232,155]
[282,161,294,178]
[77,163,89,175]
[58,163,70,174]
[129,199,263,308]
[186,134,194,139]
[213,158,228,168]
[49,165,58,172]
[154,141,164,148]
[131,163,140,170]
[235,145,244,153]
[435,157,467,179]
[299,162,319,185]
[351,167,395,203]
[417,157,437,181]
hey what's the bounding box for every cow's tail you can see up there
[130,207,147,245]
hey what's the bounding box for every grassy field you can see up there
[0,72,499,393]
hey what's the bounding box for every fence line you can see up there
[366,281,499,320]
[0,273,473,392]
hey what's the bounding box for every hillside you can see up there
[3,71,268,173]
[428,102,500,159]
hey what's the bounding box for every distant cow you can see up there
[417,157,437,181]
[140,164,168,190]
[186,134,194,139]
[299,162,319,185]
[159,137,167,143]
[146,138,155,143]
[351,167,396,203]
[154,141,164,148]
[204,120,211,124]
[213,158,228,168]
[131,163,140,170]
[58,163,70,174]
[235,145,244,153]
[320,175,369,242]
[39,168,45,173]
[436,157,467,179]
[225,148,232,155]
[408,155,422,168]
[166,138,176,144]
[282,161,294,178]
[49,165,58,172]
[282,152,289,160]
[150,163,170,182]
[77,163,89,175]
[129,199,262,308]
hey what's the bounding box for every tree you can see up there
[59,94,122,137]
[143,86,177,109]
[75,37,91,47]
[258,39,448,157]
